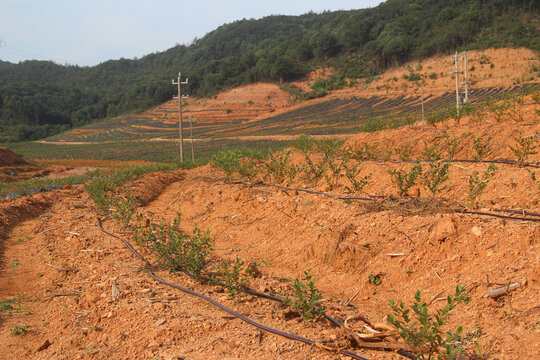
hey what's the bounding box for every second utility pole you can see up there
[172,72,189,164]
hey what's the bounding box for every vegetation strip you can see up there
[97,219,371,360]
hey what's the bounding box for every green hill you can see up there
[0,0,538,142]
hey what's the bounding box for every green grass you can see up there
[4,139,294,164]
[0,169,102,199]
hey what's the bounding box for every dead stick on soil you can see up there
[345,289,361,306]
[432,267,443,281]
[427,291,444,306]
[47,263,68,271]
[487,282,522,299]
[38,227,59,235]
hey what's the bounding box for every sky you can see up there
[0,0,384,67]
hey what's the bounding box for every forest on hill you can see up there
[0,0,538,142]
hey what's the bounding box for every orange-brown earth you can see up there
[1,89,539,359]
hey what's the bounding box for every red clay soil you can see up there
[0,148,24,166]
[1,115,539,359]
[1,49,539,359]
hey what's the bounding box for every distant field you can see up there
[7,139,294,164]
[43,84,536,143]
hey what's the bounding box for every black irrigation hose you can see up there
[319,153,540,168]
[492,208,540,218]
[455,209,540,222]
[97,219,371,360]
[269,184,540,222]
[272,184,379,202]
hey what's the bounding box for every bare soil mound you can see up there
[0,147,24,166]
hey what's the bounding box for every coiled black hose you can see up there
[97,219,372,360]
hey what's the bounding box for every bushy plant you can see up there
[468,165,498,208]
[423,161,451,196]
[387,285,469,360]
[135,209,213,279]
[390,163,423,196]
[264,150,298,183]
[471,135,493,161]
[422,140,442,160]
[343,162,371,193]
[283,271,326,322]
[508,132,537,165]
[214,257,251,299]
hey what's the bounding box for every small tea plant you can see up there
[508,132,537,165]
[423,161,451,196]
[212,149,242,176]
[214,257,251,299]
[264,150,297,183]
[283,270,326,322]
[471,135,493,161]
[390,163,423,196]
[527,170,540,191]
[397,143,413,161]
[368,273,382,286]
[135,209,213,279]
[443,131,469,160]
[324,158,344,190]
[343,163,371,193]
[301,152,329,185]
[10,325,30,336]
[387,285,469,360]
[468,165,498,208]
[422,140,442,160]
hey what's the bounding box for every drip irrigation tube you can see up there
[97,219,371,360]
[492,209,540,218]
[272,184,378,201]
[268,184,540,222]
[455,209,540,222]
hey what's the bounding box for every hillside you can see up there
[1,0,539,142]
[0,87,539,359]
[37,47,538,145]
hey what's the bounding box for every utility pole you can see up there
[498,74,506,94]
[449,52,461,117]
[172,72,189,164]
[420,87,425,125]
[189,115,195,163]
[461,51,470,103]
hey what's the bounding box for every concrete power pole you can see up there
[172,72,189,164]
[449,52,461,117]
[420,87,425,125]
[461,51,470,103]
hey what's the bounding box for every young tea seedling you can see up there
[390,163,422,196]
[508,132,537,165]
[214,257,251,299]
[283,270,326,322]
[387,285,470,360]
[423,161,451,196]
[471,135,493,161]
[343,162,371,193]
[468,165,498,208]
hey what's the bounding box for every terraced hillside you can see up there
[44,83,536,143]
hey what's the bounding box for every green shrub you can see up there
[508,132,537,165]
[423,161,451,196]
[387,285,469,360]
[343,162,371,193]
[390,163,423,196]
[471,135,493,160]
[214,257,251,299]
[469,165,498,207]
[283,271,326,322]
